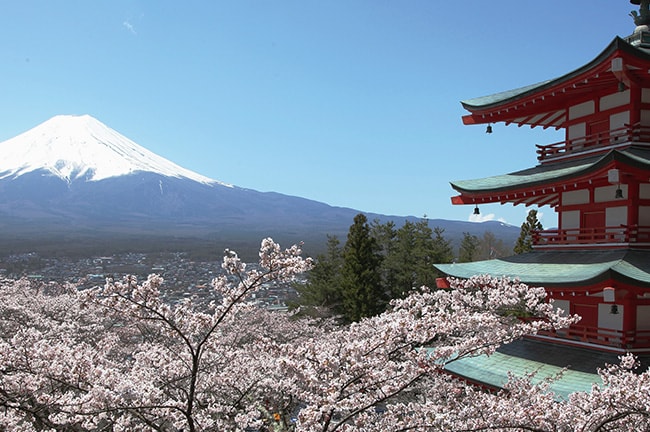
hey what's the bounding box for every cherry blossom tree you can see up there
[281,275,578,431]
[0,278,122,431]
[74,238,313,431]
[0,239,313,431]
[1,238,650,431]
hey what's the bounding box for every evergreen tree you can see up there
[395,220,449,295]
[458,232,480,263]
[295,217,454,319]
[370,219,397,257]
[408,220,443,291]
[291,235,343,317]
[340,213,385,322]
[514,209,543,254]
[430,226,454,271]
[409,220,438,289]
[477,231,508,260]
[374,219,454,298]
[389,220,420,298]
[370,219,398,297]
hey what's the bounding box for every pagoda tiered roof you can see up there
[461,36,650,128]
[434,249,650,287]
[450,146,650,206]
[440,1,650,358]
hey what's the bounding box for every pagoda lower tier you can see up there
[435,248,650,353]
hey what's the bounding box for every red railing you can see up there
[538,325,650,350]
[531,225,650,247]
[536,124,650,162]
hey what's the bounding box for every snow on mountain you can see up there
[0,114,228,186]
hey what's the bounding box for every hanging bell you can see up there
[615,187,624,199]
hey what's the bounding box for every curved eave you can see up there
[450,147,650,206]
[435,260,619,286]
[461,37,650,128]
[434,250,650,287]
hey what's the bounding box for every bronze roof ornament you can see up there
[630,0,650,28]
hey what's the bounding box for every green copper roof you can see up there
[435,261,617,285]
[443,339,629,400]
[444,348,600,400]
[461,80,553,109]
[434,250,650,287]
[461,37,650,111]
[451,159,594,193]
[450,147,650,194]
[613,256,650,282]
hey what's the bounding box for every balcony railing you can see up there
[538,324,650,350]
[532,225,650,247]
[536,124,650,162]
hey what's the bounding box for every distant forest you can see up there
[0,213,529,264]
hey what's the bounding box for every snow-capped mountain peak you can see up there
[0,114,227,186]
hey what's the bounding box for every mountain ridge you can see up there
[0,115,521,257]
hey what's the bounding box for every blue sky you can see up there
[0,1,638,227]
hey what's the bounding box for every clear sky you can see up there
[0,1,638,227]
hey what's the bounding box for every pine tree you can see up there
[370,219,398,297]
[340,213,385,322]
[412,220,435,288]
[392,220,452,296]
[389,220,420,297]
[458,232,480,263]
[370,219,397,257]
[430,226,454,272]
[514,209,543,254]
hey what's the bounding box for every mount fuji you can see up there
[0,115,219,186]
[0,115,518,256]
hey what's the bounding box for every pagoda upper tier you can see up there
[452,32,650,211]
[461,35,650,129]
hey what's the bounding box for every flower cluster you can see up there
[1,240,648,431]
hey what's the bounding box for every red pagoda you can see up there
[435,1,650,354]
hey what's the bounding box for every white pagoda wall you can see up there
[600,91,628,110]
[595,185,627,202]
[560,188,629,230]
[553,299,570,316]
[568,101,595,119]
[606,206,627,227]
[640,185,650,227]
[598,303,623,331]
[566,90,629,137]
[609,111,629,131]
[640,206,650,226]
[637,305,650,331]
[641,89,650,128]
[568,123,585,142]
[560,190,587,231]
